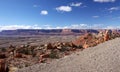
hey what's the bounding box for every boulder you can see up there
[104,30,110,41]
[45,43,53,49]
[14,53,22,58]
[72,33,93,47]
[83,42,89,49]
[40,54,50,58]
[0,53,6,59]
[39,54,49,63]
[0,59,9,72]
[9,67,18,72]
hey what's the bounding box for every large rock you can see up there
[104,30,111,41]
[9,67,18,72]
[0,59,9,72]
[83,41,89,49]
[0,53,6,59]
[72,33,94,47]
[45,43,54,49]
[14,53,22,58]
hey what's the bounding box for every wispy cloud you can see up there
[43,25,53,29]
[0,25,41,31]
[108,7,120,13]
[70,24,120,29]
[93,0,116,3]
[92,16,100,18]
[70,24,89,29]
[40,10,48,15]
[33,5,38,7]
[108,7,119,11]
[53,24,102,29]
[56,6,72,12]
[70,2,82,7]
[0,24,119,31]
[105,26,120,29]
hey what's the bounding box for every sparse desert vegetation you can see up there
[0,29,120,72]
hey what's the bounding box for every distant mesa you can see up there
[0,29,101,35]
[0,29,119,36]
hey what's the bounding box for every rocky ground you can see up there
[0,35,76,48]
[0,35,77,70]
[16,38,120,72]
[0,29,120,72]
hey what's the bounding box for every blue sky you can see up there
[0,0,120,30]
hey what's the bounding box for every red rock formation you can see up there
[83,41,89,49]
[72,33,93,47]
[39,54,49,63]
[104,30,110,41]
[95,37,104,44]
[0,59,9,72]
[14,53,22,58]
[45,43,54,49]
[40,54,49,58]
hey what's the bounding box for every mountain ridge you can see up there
[0,29,117,35]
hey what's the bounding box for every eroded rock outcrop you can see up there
[72,33,97,48]
[0,29,120,70]
[0,59,9,72]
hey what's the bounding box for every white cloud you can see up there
[0,25,41,31]
[0,24,119,31]
[68,24,111,29]
[55,24,90,29]
[44,24,90,29]
[48,24,104,29]
[43,25,53,29]
[43,24,51,27]
[70,24,89,29]
[108,7,120,13]
[56,6,72,12]
[40,10,48,15]
[108,7,119,11]
[70,2,82,7]
[105,26,120,29]
[69,24,120,29]
[33,5,41,8]
[56,27,62,29]
[42,24,120,29]
[93,0,116,3]
[92,16,100,18]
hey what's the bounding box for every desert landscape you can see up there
[0,29,120,72]
[0,0,120,72]
[16,37,120,72]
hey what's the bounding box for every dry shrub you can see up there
[49,50,59,59]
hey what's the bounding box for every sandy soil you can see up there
[0,35,76,48]
[16,38,120,72]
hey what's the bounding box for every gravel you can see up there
[16,38,120,72]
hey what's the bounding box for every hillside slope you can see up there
[16,38,120,72]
